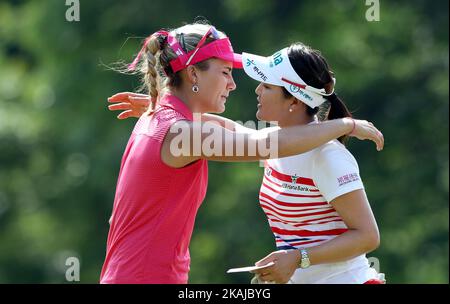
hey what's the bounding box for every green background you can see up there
[0,0,448,283]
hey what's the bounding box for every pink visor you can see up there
[128,27,243,73]
[170,37,243,72]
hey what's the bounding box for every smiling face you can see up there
[255,82,293,123]
[195,58,237,113]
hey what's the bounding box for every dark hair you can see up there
[281,42,352,143]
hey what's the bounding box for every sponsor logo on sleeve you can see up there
[337,173,360,186]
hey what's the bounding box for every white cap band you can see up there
[242,48,334,108]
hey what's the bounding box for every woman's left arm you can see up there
[253,189,380,283]
[107,92,256,133]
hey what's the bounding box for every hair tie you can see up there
[325,92,338,103]
[128,31,169,71]
[157,34,168,51]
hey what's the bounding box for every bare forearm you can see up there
[253,230,379,283]
[261,118,353,159]
[172,117,381,163]
[202,114,239,131]
[206,118,353,162]
[307,230,379,265]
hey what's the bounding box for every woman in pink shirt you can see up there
[102,22,384,284]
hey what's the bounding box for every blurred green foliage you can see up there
[0,0,448,283]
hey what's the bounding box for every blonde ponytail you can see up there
[142,36,162,114]
[116,21,227,114]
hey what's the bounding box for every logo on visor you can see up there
[246,59,255,67]
[253,66,268,82]
[290,86,313,101]
[290,85,300,93]
[175,49,184,56]
[271,51,283,67]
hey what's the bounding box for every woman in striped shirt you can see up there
[242,43,385,284]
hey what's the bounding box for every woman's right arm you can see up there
[161,118,383,167]
[202,113,260,133]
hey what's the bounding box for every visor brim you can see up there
[242,52,279,85]
[232,53,243,69]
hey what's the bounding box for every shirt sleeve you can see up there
[312,145,364,203]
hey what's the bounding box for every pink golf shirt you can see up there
[100,93,208,284]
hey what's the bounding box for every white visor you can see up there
[242,48,334,108]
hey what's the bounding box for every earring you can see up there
[289,108,293,113]
[192,84,199,93]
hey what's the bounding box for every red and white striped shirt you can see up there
[259,137,379,283]
[260,139,363,250]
